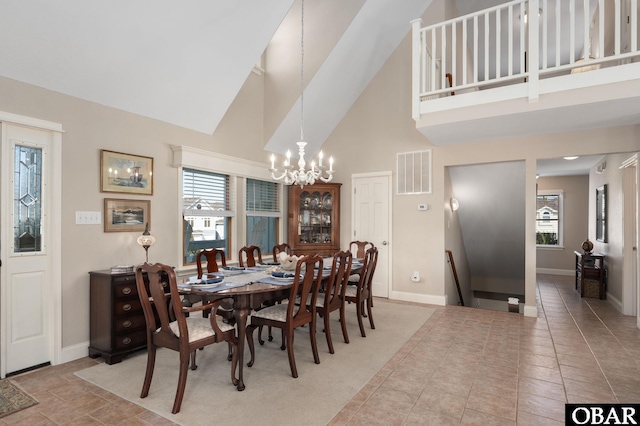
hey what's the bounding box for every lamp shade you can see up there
[137,234,156,247]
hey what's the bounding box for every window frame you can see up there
[173,145,284,270]
[246,178,280,253]
[536,189,563,248]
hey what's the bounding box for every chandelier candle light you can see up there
[269,0,334,188]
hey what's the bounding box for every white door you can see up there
[621,156,638,318]
[352,173,391,298]
[1,121,58,376]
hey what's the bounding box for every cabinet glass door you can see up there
[298,190,333,245]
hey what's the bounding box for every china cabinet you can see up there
[288,182,341,257]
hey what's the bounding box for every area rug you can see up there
[76,299,435,426]
[0,379,38,418]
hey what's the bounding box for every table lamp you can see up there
[137,222,156,263]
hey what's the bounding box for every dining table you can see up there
[178,259,363,391]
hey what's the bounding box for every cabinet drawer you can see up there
[114,299,142,316]
[113,314,146,333]
[114,282,139,299]
[113,330,146,351]
[583,267,601,279]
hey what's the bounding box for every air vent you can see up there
[396,150,431,195]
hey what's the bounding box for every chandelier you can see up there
[269,0,334,188]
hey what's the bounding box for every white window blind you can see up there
[397,150,432,194]
[183,168,234,217]
[246,179,280,217]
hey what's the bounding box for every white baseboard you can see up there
[536,268,574,276]
[59,341,89,365]
[523,304,538,317]
[390,290,446,306]
[605,292,623,313]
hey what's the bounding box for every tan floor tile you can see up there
[404,407,460,426]
[517,392,566,422]
[518,376,566,402]
[460,408,516,425]
[466,387,517,420]
[414,386,466,420]
[516,411,564,426]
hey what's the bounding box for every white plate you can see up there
[221,269,244,276]
[190,282,224,289]
[273,276,296,281]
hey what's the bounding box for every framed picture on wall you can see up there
[104,198,150,233]
[596,184,607,242]
[100,150,154,195]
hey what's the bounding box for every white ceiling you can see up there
[0,0,294,134]
[0,0,434,157]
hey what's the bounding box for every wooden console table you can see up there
[574,251,605,300]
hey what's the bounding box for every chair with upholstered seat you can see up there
[246,255,323,378]
[348,241,375,284]
[344,247,378,337]
[309,250,353,353]
[272,243,292,260]
[195,248,236,360]
[135,262,238,414]
[238,245,262,267]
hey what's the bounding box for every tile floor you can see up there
[3,274,640,425]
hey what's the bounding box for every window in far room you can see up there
[536,190,563,247]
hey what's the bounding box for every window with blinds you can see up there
[182,168,233,265]
[246,178,279,253]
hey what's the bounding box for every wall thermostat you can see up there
[417,204,428,211]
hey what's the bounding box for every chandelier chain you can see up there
[268,0,334,188]
[300,0,305,142]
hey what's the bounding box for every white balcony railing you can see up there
[412,0,639,119]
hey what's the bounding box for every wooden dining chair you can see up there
[196,248,226,275]
[246,255,324,378]
[308,250,353,353]
[195,248,236,360]
[349,240,374,259]
[272,243,291,260]
[135,262,238,414]
[344,247,378,337]
[238,245,262,267]
[348,240,375,284]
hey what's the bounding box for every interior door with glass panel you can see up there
[1,123,53,375]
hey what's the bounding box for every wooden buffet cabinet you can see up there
[88,270,149,364]
[288,182,341,257]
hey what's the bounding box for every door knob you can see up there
[382,241,388,245]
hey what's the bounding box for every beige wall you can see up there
[536,175,590,272]
[589,153,636,303]
[0,73,269,348]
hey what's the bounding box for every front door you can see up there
[1,120,60,376]
[352,173,391,298]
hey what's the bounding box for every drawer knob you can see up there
[122,337,132,345]
[122,287,132,295]
[122,304,132,311]
[122,320,132,328]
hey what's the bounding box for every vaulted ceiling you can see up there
[0,0,438,157]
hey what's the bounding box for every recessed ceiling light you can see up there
[563,156,579,160]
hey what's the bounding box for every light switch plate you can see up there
[76,211,101,225]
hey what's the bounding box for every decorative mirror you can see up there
[596,184,607,242]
